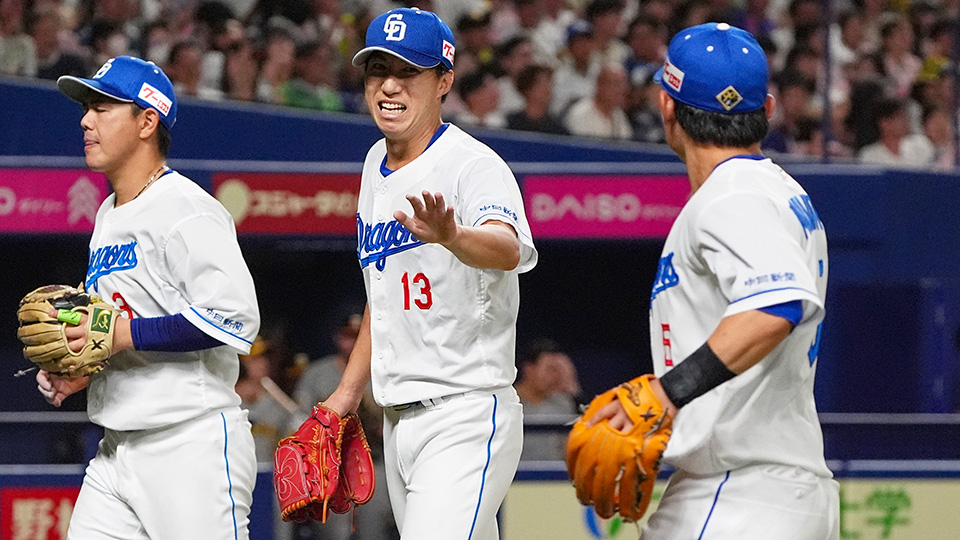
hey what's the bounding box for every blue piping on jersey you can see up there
[380,123,450,176]
[729,286,816,305]
[467,394,498,540]
[713,154,766,172]
[221,413,239,540]
[697,470,731,539]
[188,307,253,345]
[470,213,534,242]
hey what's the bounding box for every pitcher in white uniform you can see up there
[37,56,260,539]
[587,23,839,539]
[319,8,537,540]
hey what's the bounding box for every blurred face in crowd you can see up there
[924,108,951,146]
[591,10,622,41]
[524,70,554,109]
[568,34,596,66]
[363,52,453,143]
[523,352,570,394]
[169,43,203,87]
[29,12,60,58]
[627,22,664,63]
[840,13,864,50]
[595,64,628,110]
[466,74,501,116]
[879,109,910,140]
[780,85,811,121]
[502,40,535,79]
[884,19,915,56]
[297,44,337,87]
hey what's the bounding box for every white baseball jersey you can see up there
[649,156,831,478]
[84,171,260,431]
[357,124,537,407]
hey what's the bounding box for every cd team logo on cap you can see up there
[654,22,768,114]
[352,8,456,70]
[57,56,178,130]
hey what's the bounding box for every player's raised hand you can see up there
[395,190,458,245]
[36,369,89,407]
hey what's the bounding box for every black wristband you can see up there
[659,342,736,409]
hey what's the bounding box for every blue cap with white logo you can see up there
[352,8,456,70]
[57,56,178,130]
[653,23,768,114]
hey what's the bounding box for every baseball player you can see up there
[587,23,839,538]
[319,8,537,540]
[38,56,260,538]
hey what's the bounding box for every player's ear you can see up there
[658,89,675,124]
[137,107,162,142]
[763,93,776,121]
[438,70,454,100]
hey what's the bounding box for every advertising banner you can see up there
[522,175,689,239]
[503,477,960,540]
[0,486,80,540]
[0,169,108,233]
[212,173,360,234]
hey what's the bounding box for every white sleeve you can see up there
[457,156,538,273]
[694,192,821,317]
[162,212,261,353]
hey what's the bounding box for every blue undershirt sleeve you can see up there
[757,300,803,327]
[130,313,224,352]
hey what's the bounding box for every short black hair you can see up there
[457,69,489,100]
[674,100,769,148]
[518,338,564,370]
[515,64,552,95]
[132,104,172,157]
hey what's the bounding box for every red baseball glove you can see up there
[274,404,345,522]
[328,413,376,515]
[274,405,377,523]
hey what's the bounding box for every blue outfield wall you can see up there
[2,77,960,415]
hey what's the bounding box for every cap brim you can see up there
[351,46,440,69]
[57,76,133,104]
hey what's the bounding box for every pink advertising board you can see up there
[0,169,109,233]
[522,175,689,239]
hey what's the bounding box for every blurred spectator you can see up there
[514,339,580,461]
[873,14,922,98]
[166,38,224,100]
[88,19,131,67]
[278,39,344,111]
[623,14,666,88]
[845,78,886,152]
[30,7,88,80]
[142,20,173,66]
[456,69,507,128]
[565,62,633,140]
[765,73,814,153]
[456,9,495,73]
[493,35,535,114]
[923,106,955,170]
[236,336,299,462]
[221,36,259,101]
[585,0,629,66]
[293,312,397,540]
[529,0,576,65]
[551,20,600,116]
[0,0,37,76]
[858,97,936,168]
[830,9,866,67]
[731,0,777,40]
[506,64,568,135]
[256,24,296,102]
[627,71,665,144]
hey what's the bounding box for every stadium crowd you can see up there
[1,0,958,168]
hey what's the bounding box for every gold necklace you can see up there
[134,164,169,200]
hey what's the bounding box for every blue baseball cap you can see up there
[654,23,768,114]
[57,56,178,130]
[352,8,456,70]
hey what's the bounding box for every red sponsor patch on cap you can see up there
[138,82,172,116]
[442,40,455,65]
[663,58,684,92]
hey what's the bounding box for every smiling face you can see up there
[363,52,453,144]
[80,100,144,175]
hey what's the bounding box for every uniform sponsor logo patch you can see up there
[716,85,743,111]
[662,58,684,92]
[442,40,455,64]
[650,252,679,303]
[138,83,172,116]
